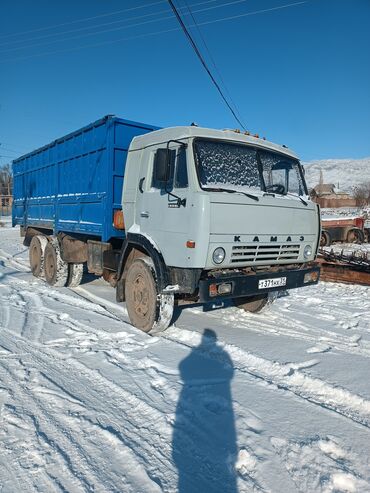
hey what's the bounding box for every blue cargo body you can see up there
[12,115,159,242]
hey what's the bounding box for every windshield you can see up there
[193,139,307,196]
[259,150,307,196]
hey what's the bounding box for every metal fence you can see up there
[0,195,12,216]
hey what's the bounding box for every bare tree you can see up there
[0,163,12,196]
[353,182,370,207]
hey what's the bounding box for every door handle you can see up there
[139,177,145,193]
[140,211,150,218]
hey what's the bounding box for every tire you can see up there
[320,230,331,247]
[125,258,174,333]
[233,294,269,313]
[29,235,48,277]
[347,228,364,244]
[67,263,84,287]
[44,238,69,287]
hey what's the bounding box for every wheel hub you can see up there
[45,253,54,278]
[133,275,149,317]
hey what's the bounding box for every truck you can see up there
[13,115,321,333]
[320,216,366,246]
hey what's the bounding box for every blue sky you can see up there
[0,0,369,164]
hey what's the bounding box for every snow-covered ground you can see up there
[1,218,370,492]
[303,157,370,192]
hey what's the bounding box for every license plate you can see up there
[258,277,287,289]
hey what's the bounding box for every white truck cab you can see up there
[118,126,320,331]
[124,127,319,268]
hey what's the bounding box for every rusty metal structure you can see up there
[320,216,366,246]
[317,248,370,286]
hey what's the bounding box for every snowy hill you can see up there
[303,157,370,192]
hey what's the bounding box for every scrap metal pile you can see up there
[317,248,370,286]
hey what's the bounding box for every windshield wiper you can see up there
[205,187,259,202]
[285,192,308,206]
[263,189,308,206]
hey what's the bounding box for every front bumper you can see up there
[198,265,320,303]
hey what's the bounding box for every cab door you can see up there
[139,144,192,267]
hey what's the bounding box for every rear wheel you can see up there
[347,228,364,244]
[320,230,331,247]
[125,258,174,333]
[233,294,269,313]
[44,238,69,287]
[67,263,84,287]
[29,235,48,277]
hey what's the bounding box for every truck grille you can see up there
[231,244,300,263]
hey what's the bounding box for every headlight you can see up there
[303,244,313,259]
[212,247,225,264]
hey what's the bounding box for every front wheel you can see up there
[233,294,269,313]
[125,258,174,333]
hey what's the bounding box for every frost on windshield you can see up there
[194,140,262,190]
[259,150,306,196]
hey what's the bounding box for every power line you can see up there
[0,141,31,151]
[0,0,222,47]
[200,0,306,28]
[179,0,246,127]
[0,1,307,64]
[0,1,165,40]
[167,0,246,129]
[0,0,250,54]
[0,147,22,155]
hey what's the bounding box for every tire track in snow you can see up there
[189,303,370,358]
[0,283,47,342]
[18,291,45,342]
[163,327,370,430]
[2,352,161,493]
[0,368,80,493]
[3,285,270,492]
[2,239,370,465]
[12,276,122,322]
[0,362,102,492]
[0,329,177,492]
[2,284,272,492]
[0,326,258,492]
[7,263,370,434]
[0,285,11,332]
[0,248,30,272]
[0,276,163,489]
[59,286,370,435]
[271,435,370,492]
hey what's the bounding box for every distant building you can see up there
[309,168,357,208]
[309,183,356,208]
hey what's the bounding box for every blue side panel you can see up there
[12,115,159,242]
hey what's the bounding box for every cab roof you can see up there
[129,126,299,159]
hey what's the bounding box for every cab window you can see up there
[174,146,188,188]
[152,147,188,190]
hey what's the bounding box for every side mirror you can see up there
[153,148,170,184]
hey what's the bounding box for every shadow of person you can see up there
[172,329,238,493]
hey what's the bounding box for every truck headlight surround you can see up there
[303,244,313,259]
[212,247,225,264]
